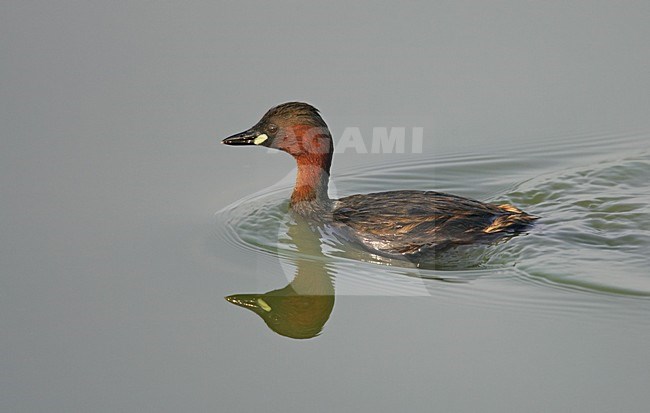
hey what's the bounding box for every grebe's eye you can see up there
[267,123,278,134]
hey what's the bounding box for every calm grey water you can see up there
[2,2,650,412]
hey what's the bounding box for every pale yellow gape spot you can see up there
[256,298,272,312]
[253,134,268,145]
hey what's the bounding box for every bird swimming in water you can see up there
[222,102,537,262]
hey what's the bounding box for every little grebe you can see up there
[222,102,537,260]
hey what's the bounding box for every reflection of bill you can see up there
[225,215,334,340]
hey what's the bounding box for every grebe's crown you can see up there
[260,102,327,129]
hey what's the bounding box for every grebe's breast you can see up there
[331,190,537,257]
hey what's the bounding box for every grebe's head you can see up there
[222,102,332,159]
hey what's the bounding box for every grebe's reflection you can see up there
[224,214,478,339]
[225,216,335,339]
